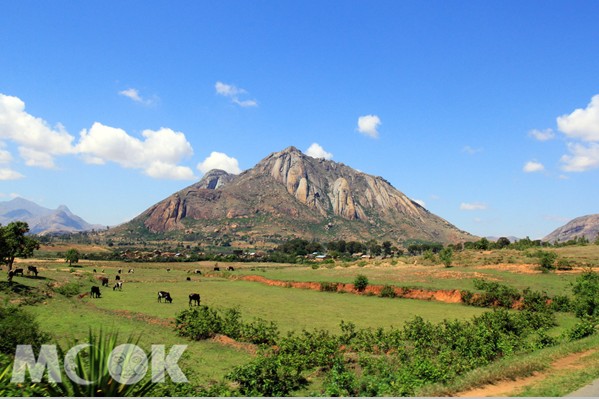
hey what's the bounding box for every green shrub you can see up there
[311,264,319,270]
[320,282,339,292]
[536,250,557,272]
[556,258,574,270]
[175,306,223,340]
[357,260,367,267]
[566,319,597,341]
[0,305,50,355]
[240,318,279,345]
[379,285,396,298]
[53,281,82,297]
[354,274,369,292]
[550,294,572,312]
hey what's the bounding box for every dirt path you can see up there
[236,274,463,304]
[456,349,598,397]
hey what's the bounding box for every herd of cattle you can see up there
[85,264,232,305]
[7,263,235,307]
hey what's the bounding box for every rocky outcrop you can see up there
[543,214,599,243]
[120,146,475,244]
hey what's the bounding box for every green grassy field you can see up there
[3,245,598,396]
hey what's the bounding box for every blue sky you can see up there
[1,1,598,239]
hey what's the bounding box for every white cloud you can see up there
[0,192,19,198]
[413,199,426,208]
[0,168,24,180]
[118,88,156,106]
[305,143,333,160]
[77,123,196,180]
[529,128,555,141]
[560,142,599,172]
[215,81,257,107]
[0,93,76,168]
[357,115,381,138]
[462,145,482,154]
[557,94,599,142]
[460,202,487,211]
[197,151,241,174]
[0,144,12,164]
[523,160,545,173]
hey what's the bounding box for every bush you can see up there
[556,258,574,270]
[175,306,223,340]
[550,295,572,312]
[379,285,396,298]
[566,319,597,341]
[320,282,339,292]
[536,250,558,272]
[0,305,50,355]
[53,281,82,297]
[572,270,599,319]
[354,274,369,292]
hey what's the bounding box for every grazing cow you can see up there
[166,268,171,272]
[27,265,38,276]
[189,293,201,306]
[227,266,235,271]
[115,275,121,281]
[213,266,220,272]
[13,268,24,277]
[102,269,105,273]
[113,282,123,291]
[128,269,134,273]
[101,277,109,287]
[158,291,172,303]
[118,269,122,274]
[93,269,97,273]
[194,269,202,274]
[91,286,101,298]
[186,277,191,281]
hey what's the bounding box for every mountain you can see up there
[543,214,599,243]
[0,197,103,235]
[115,146,475,245]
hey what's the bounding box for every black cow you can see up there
[213,266,220,271]
[113,282,123,291]
[227,266,235,271]
[158,291,172,303]
[27,265,38,276]
[115,275,121,281]
[128,269,134,273]
[101,277,109,287]
[194,269,202,274]
[186,277,191,281]
[118,269,122,274]
[93,269,97,273]
[189,293,201,306]
[13,268,24,277]
[91,286,101,298]
[166,268,171,272]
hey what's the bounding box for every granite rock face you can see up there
[131,146,474,244]
[543,214,599,243]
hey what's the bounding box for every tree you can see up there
[496,237,511,249]
[572,270,599,320]
[439,247,453,268]
[353,274,369,292]
[537,250,557,272]
[382,241,392,256]
[65,248,80,266]
[0,221,40,271]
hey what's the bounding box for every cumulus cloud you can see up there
[413,199,426,208]
[523,160,545,173]
[557,94,599,142]
[529,128,555,141]
[0,168,24,180]
[560,142,599,172]
[197,151,241,174]
[215,81,258,107]
[460,202,487,211]
[357,115,381,138]
[118,88,156,106]
[0,93,76,168]
[0,144,12,164]
[305,143,333,160]
[77,123,196,180]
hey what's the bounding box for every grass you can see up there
[417,333,599,397]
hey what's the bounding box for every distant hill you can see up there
[543,214,599,243]
[486,236,521,243]
[113,146,475,245]
[0,197,104,235]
